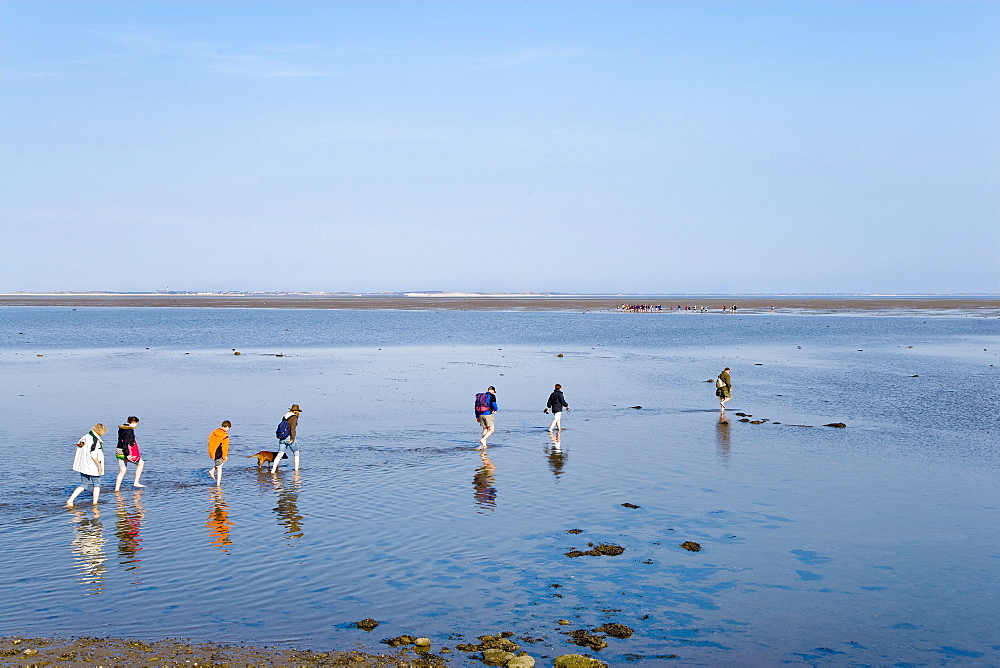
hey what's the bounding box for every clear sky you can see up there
[2,0,997,294]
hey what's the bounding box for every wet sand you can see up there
[0,293,997,313]
[1,635,412,666]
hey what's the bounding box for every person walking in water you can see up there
[716,367,733,410]
[475,386,499,448]
[545,383,570,432]
[272,404,302,473]
[207,420,231,486]
[68,424,107,506]
[114,416,145,491]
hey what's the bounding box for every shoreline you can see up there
[0,635,413,666]
[0,294,997,314]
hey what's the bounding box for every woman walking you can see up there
[115,416,145,490]
[67,424,107,506]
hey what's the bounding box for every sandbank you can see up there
[1,635,413,666]
[0,293,997,314]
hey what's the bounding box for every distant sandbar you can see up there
[0,294,997,315]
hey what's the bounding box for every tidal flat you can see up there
[0,306,997,665]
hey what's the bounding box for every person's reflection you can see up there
[716,413,731,465]
[545,431,567,479]
[114,490,145,575]
[206,486,235,553]
[272,471,304,539]
[473,451,497,512]
[70,507,106,595]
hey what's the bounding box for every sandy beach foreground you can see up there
[0,635,412,666]
[1,294,997,314]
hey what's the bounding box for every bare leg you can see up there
[92,485,100,505]
[67,486,85,507]
[214,464,222,486]
[115,460,127,491]
[133,459,145,487]
[293,453,300,471]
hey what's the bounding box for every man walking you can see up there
[545,384,570,432]
[272,404,302,473]
[475,386,499,448]
[716,368,732,410]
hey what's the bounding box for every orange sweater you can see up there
[208,428,230,460]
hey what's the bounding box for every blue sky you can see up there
[2,1,997,294]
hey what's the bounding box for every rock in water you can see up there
[593,623,634,639]
[680,541,702,552]
[554,655,608,668]
[355,618,379,631]
[483,648,516,665]
[824,422,847,428]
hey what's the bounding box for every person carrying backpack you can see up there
[272,404,302,473]
[716,368,732,410]
[475,386,499,449]
[67,423,107,507]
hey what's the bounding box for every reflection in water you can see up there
[114,491,145,576]
[545,432,567,479]
[716,413,731,465]
[272,472,304,540]
[473,451,497,512]
[69,508,106,595]
[206,486,235,553]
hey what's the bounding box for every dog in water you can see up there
[247,451,289,468]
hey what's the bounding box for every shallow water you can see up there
[1,307,998,665]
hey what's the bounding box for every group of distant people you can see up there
[617,304,753,313]
[68,371,734,506]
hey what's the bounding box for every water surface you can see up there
[1,307,997,665]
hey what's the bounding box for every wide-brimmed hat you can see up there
[289,404,302,412]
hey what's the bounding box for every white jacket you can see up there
[72,432,104,476]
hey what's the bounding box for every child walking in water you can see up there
[115,416,145,491]
[207,421,231,486]
[67,424,107,506]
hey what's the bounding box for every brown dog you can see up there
[247,451,289,468]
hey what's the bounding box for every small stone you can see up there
[630,406,642,409]
[593,623,633,639]
[508,655,536,667]
[558,619,572,625]
[483,648,516,665]
[824,423,847,428]
[567,529,583,534]
[621,503,640,509]
[383,635,416,647]
[557,353,564,357]
[680,541,701,552]
[233,351,241,355]
[414,637,431,646]
[355,618,379,631]
[568,629,608,651]
[22,649,38,656]
[554,655,608,668]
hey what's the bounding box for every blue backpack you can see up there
[276,417,291,440]
[475,392,492,415]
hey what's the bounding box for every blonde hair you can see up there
[92,423,108,436]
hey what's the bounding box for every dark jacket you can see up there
[117,425,137,452]
[547,390,568,412]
